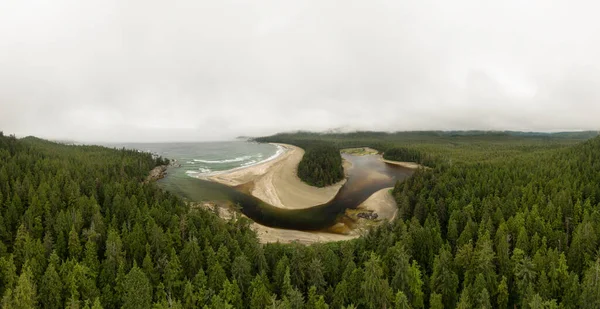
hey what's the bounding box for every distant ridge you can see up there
[264,130,599,140]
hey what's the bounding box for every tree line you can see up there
[297,145,344,187]
[382,148,423,164]
[1,130,600,308]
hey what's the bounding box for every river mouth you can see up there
[159,153,413,231]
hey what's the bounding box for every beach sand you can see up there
[381,158,423,169]
[195,201,359,244]
[251,223,359,244]
[204,143,346,209]
[199,144,400,244]
[356,187,398,221]
[252,187,398,244]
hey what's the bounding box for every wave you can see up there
[241,160,257,167]
[185,167,212,175]
[263,145,285,162]
[198,167,212,173]
[193,155,252,164]
[186,144,286,178]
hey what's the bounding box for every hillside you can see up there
[1,131,600,308]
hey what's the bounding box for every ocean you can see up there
[107,141,282,177]
[103,140,413,231]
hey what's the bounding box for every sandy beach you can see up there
[251,223,359,244]
[195,201,359,244]
[203,143,346,209]
[356,187,398,221]
[198,144,401,244]
[381,158,423,169]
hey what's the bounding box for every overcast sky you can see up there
[1,0,599,142]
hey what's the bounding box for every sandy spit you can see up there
[195,202,359,244]
[381,158,423,169]
[202,143,346,209]
[356,187,398,221]
[251,223,359,245]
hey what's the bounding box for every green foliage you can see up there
[2,131,600,308]
[297,145,344,187]
[383,147,423,163]
[122,265,152,309]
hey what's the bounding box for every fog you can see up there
[1,0,599,142]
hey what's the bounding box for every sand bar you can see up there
[203,143,346,209]
[197,145,400,244]
[381,158,423,169]
[195,201,358,244]
[251,223,359,244]
[356,187,398,221]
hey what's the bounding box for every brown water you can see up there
[160,153,413,230]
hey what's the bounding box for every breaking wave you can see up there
[193,155,252,164]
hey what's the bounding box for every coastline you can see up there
[146,165,168,183]
[197,143,286,180]
[195,201,359,244]
[201,143,346,209]
[381,158,423,169]
[194,146,401,244]
[356,187,398,221]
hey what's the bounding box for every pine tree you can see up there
[249,275,271,309]
[180,239,202,279]
[68,227,82,259]
[11,266,37,309]
[219,279,242,309]
[122,264,152,309]
[0,255,17,297]
[231,255,252,294]
[164,248,184,299]
[308,258,326,294]
[430,246,458,307]
[394,291,412,309]
[429,292,443,309]
[497,276,509,309]
[39,262,63,309]
[581,258,600,309]
[361,253,391,309]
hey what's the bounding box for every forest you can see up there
[1,130,600,308]
[382,148,423,164]
[296,145,344,187]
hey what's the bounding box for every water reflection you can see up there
[159,153,413,230]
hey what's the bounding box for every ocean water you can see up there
[108,141,282,177]
[103,141,414,231]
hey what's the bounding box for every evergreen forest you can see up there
[296,145,344,187]
[2,130,600,308]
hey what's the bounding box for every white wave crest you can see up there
[241,160,257,167]
[193,155,252,164]
[198,167,212,174]
[264,145,285,162]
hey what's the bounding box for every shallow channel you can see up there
[159,153,413,230]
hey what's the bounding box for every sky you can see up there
[1,0,599,142]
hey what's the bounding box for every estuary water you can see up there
[110,141,413,231]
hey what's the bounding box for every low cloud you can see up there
[1,0,599,142]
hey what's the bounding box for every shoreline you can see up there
[381,158,423,169]
[194,145,401,244]
[194,201,359,244]
[356,187,398,221]
[196,143,286,179]
[201,143,346,210]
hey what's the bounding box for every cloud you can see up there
[1,0,599,142]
